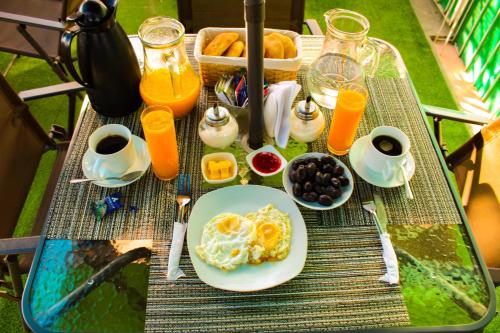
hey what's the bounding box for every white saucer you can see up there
[82,135,151,188]
[349,135,415,188]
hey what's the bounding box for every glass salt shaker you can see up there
[198,103,239,149]
[289,96,325,143]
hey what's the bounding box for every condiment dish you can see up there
[246,145,287,177]
[201,152,238,184]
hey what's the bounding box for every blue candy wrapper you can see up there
[93,192,124,221]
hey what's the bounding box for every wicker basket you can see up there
[194,27,302,86]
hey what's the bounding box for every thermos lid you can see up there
[205,103,230,127]
[295,96,320,120]
[67,0,108,27]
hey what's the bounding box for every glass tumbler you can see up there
[327,83,368,155]
[141,105,179,180]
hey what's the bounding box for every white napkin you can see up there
[379,233,399,284]
[167,222,188,281]
[263,81,301,148]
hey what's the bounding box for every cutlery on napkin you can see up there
[167,174,191,281]
[263,81,301,148]
[362,193,399,285]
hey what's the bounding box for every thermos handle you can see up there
[61,26,89,87]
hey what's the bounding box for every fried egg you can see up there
[195,213,257,271]
[245,204,291,263]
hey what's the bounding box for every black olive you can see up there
[332,165,344,177]
[307,157,320,166]
[289,169,297,182]
[305,162,317,178]
[303,181,313,192]
[291,160,302,170]
[313,183,324,195]
[338,175,350,186]
[292,183,303,196]
[314,171,323,184]
[322,173,331,185]
[321,155,336,167]
[330,187,342,199]
[318,194,334,206]
[330,177,340,188]
[321,163,334,174]
[296,165,307,182]
[325,186,336,198]
[302,192,318,202]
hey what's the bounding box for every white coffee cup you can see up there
[364,126,410,181]
[87,124,136,178]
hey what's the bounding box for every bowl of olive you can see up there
[282,152,354,210]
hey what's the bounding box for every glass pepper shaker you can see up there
[289,96,325,143]
[198,103,239,149]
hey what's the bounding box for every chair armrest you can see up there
[304,19,323,35]
[0,236,40,256]
[0,11,64,31]
[19,81,84,101]
[423,104,491,126]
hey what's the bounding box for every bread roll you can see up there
[270,32,296,58]
[203,32,239,56]
[263,35,284,59]
[223,40,245,57]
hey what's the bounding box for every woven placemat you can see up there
[146,224,410,332]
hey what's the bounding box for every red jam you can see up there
[252,152,281,174]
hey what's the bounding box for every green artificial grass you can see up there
[0,1,492,332]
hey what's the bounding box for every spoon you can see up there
[70,170,143,184]
[399,161,413,200]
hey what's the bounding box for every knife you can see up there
[373,193,388,233]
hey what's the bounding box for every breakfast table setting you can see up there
[21,0,495,332]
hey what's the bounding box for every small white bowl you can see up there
[201,152,238,184]
[282,152,354,210]
[246,145,287,177]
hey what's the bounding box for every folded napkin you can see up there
[263,81,301,148]
[379,233,399,284]
[167,222,188,280]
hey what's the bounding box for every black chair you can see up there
[0,0,81,80]
[177,0,323,35]
[0,73,84,329]
[425,105,499,284]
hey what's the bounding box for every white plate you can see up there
[282,153,354,210]
[246,145,287,177]
[82,135,151,188]
[349,135,415,188]
[187,185,307,292]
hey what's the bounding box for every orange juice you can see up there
[141,105,179,180]
[327,84,368,155]
[140,67,200,118]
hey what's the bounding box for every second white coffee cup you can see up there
[364,126,410,181]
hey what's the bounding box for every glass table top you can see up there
[26,240,152,333]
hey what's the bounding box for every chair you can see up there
[0,0,81,80]
[177,0,323,35]
[0,73,84,329]
[425,105,500,284]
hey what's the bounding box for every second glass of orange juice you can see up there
[141,105,179,180]
[327,83,368,155]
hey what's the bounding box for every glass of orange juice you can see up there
[141,105,179,180]
[138,17,200,118]
[327,83,368,155]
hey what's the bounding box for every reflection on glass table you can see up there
[389,224,490,327]
[26,240,152,333]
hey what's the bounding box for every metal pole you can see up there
[245,0,265,150]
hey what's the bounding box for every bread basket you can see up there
[194,27,302,86]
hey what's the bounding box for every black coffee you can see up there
[96,135,128,154]
[372,135,403,156]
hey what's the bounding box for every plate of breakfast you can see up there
[187,185,307,292]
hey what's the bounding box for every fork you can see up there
[167,173,191,281]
